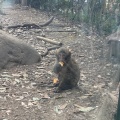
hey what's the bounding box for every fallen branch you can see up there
[49,24,69,27]
[79,55,85,57]
[44,30,76,32]
[7,23,40,29]
[7,16,54,29]
[40,16,54,27]
[37,36,63,46]
[41,46,61,57]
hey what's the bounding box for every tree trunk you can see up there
[21,0,27,6]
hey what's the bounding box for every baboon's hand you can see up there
[53,63,62,74]
[53,87,61,93]
[53,78,59,87]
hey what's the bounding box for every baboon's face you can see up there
[56,48,71,63]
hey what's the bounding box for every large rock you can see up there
[0,30,41,70]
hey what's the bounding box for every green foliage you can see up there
[25,0,120,36]
[102,19,117,35]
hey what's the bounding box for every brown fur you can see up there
[53,47,80,92]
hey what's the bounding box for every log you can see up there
[37,36,63,46]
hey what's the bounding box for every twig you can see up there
[41,46,61,57]
[44,30,76,32]
[7,17,54,29]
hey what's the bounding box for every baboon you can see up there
[53,47,80,93]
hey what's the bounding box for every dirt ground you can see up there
[0,4,118,120]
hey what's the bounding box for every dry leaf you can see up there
[16,96,24,100]
[74,104,95,112]
[32,97,40,101]
[55,95,65,99]
[108,93,118,102]
[47,71,53,75]
[0,87,6,92]
[97,75,102,78]
[22,73,28,80]
[31,82,37,87]
[6,110,11,115]
[12,73,21,77]
[54,106,62,114]
[1,74,11,78]
[80,73,86,81]
[36,103,42,109]
[15,78,20,83]
[28,101,34,106]
[42,93,50,99]
[54,103,67,114]
[21,102,28,108]
[23,73,28,77]
[59,103,67,110]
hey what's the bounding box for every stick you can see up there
[44,30,76,32]
[41,46,61,57]
[37,36,63,46]
[7,23,40,29]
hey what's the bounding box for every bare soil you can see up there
[0,5,118,120]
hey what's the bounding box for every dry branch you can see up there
[44,30,76,32]
[49,24,69,27]
[40,16,54,27]
[41,46,61,57]
[7,17,54,29]
[37,36,63,46]
[7,23,40,29]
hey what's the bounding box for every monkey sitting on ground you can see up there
[53,47,80,93]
